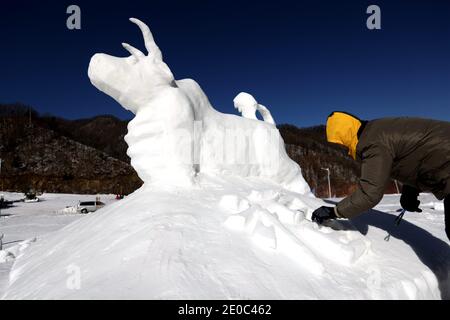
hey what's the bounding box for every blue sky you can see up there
[1,0,449,127]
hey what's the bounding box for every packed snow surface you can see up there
[1,18,449,299]
[0,193,115,294]
[1,188,449,299]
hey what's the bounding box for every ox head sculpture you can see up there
[88,18,176,114]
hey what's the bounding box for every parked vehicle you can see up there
[77,201,105,214]
[24,192,39,203]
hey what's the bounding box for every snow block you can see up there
[219,194,250,213]
[265,201,299,225]
[0,250,15,263]
[246,190,280,203]
[223,204,325,275]
[295,222,370,266]
[223,214,246,231]
[273,225,325,276]
[251,221,277,250]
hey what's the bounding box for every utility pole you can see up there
[321,167,332,199]
[0,158,2,219]
[0,158,3,192]
[394,180,400,194]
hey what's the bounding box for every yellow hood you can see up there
[326,112,362,159]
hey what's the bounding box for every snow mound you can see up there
[2,18,448,299]
[3,177,445,299]
[0,238,36,264]
[59,206,78,214]
[219,195,250,213]
[223,191,371,270]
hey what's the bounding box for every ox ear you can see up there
[129,18,163,61]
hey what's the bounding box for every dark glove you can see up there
[311,206,337,225]
[400,185,422,212]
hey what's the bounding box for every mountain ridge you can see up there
[0,103,398,196]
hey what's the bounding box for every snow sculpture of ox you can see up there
[88,18,311,195]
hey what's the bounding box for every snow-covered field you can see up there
[0,192,117,295]
[0,187,448,300]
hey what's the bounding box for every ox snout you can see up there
[88,53,137,112]
[88,53,107,86]
[88,53,125,100]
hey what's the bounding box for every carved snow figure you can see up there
[88,18,195,186]
[233,92,275,125]
[88,18,311,194]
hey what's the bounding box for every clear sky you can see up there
[1,0,449,127]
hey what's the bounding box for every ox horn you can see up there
[129,18,162,60]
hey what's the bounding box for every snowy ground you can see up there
[0,192,117,295]
[0,182,448,300]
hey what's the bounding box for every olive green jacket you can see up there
[337,117,450,218]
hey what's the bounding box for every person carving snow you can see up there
[311,111,450,240]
